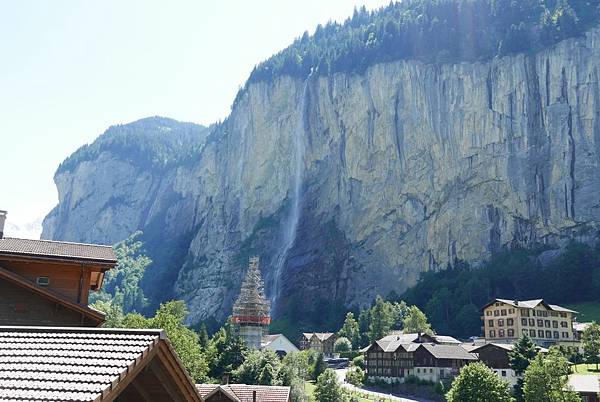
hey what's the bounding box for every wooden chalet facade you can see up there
[299,332,336,357]
[363,333,477,383]
[0,236,117,327]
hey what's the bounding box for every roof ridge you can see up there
[0,325,165,337]
[3,237,113,248]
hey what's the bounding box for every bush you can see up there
[351,355,365,369]
[345,366,365,386]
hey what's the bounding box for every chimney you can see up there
[253,390,257,402]
[221,372,229,385]
[0,210,6,239]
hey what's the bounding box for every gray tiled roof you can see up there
[420,344,478,360]
[0,326,162,401]
[0,237,116,264]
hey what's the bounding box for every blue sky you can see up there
[1,0,389,238]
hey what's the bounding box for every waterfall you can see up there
[271,72,312,311]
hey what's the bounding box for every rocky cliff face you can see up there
[43,29,600,324]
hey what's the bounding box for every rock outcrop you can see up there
[43,29,600,324]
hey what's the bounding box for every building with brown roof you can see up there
[568,374,600,402]
[482,299,578,348]
[0,325,203,402]
[197,384,291,402]
[299,332,336,357]
[0,213,117,327]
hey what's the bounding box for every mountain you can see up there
[43,1,600,326]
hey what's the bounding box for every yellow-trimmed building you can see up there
[482,299,578,348]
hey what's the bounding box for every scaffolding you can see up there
[232,257,271,349]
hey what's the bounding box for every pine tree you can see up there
[338,312,360,349]
[313,353,327,380]
[402,305,433,335]
[509,334,538,400]
[523,349,579,402]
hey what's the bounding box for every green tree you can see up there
[278,352,310,402]
[338,312,360,348]
[446,362,514,402]
[107,300,209,382]
[207,323,247,380]
[368,295,395,341]
[313,353,327,380]
[90,231,151,314]
[334,337,352,353]
[582,322,600,371]
[358,309,371,347]
[522,349,579,402]
[232,349,282,385]
[509,335,538,400]
[198,323,210,349]
[149,301,209,382]
[402,305,433,335]
[314,369,346,402]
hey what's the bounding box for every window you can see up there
[553,331,559,339]
[486,311,492,316]
[490,330,496,338]
[560,312,567,318]
[561,322,568,328]
[550,311,557,317]
[508,329,514,337]
[545,320,551,328]
[494,310,500,316]
[430,368,433,373]
[552,321,558,328]
[501,309,507,316]
[530,329,536,337]
[501,370,506,377]
[36,276,50,286]
[488,320,494,327]
[509,308,515,314]
[521,309,530,317]
[542,311,548,317]
[522,318,528,326]
[499,329,505,337]
[529,318,535,326]
[537,319,544,327]
[507,318,514,326]
[498,319,504,327]
[538,330,544,338]
[562,332,569,339]
[545,330,552,339]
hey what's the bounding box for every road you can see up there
[335,369,435,402]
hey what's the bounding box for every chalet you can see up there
[0,232,117,327]
[469,343,519,386]
[482,299,577,348]
[261,333,299,356]
[197,384,292,402]
[363,333,477,383]
[299,332,336,357]
[0,326,203,402]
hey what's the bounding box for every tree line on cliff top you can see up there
[245,0,599,86]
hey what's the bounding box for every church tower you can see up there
[231,257,271,349]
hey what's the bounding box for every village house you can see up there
[363,333,477,383]
[482,299,578,348]
[0,212,117,327]
[0,326,203,402]
[568,375,600,402]
[466,343,521,387]
[261,333,299,356]
[197,384,292,402]
[299,332,336,357]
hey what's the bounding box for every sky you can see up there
[0,0,390,239]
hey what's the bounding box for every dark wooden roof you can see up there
[0,238,116,265]
[0,326,202,402]
[0,266,105,325]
